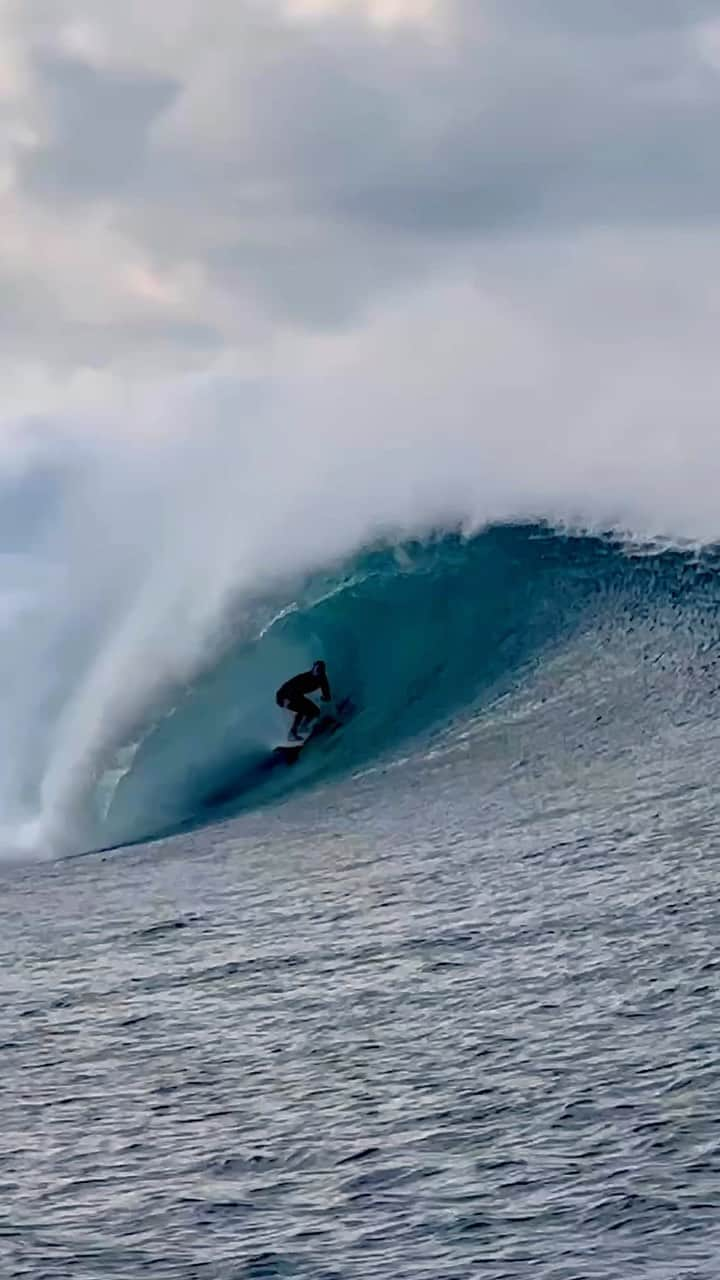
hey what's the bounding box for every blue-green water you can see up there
[3,526,720,1277]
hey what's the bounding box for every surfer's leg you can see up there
[302,696,320,723]
[281,696,300,740]
[293,696,320,738]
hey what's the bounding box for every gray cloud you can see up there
[3,0,720,365]
[497,0,716,34]
[23,55,178,200]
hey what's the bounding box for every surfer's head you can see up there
[312,659,326,676]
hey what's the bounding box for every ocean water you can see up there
[3,525,720,1277]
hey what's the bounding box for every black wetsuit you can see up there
[276,668,332,738]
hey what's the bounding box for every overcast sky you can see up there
[2,0,720,382]
[3,0,720,853]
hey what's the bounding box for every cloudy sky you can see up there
[2,0,720,552]
[3,0,720,383]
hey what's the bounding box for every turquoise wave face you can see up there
[92,525,720,852]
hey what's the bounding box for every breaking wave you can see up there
[83,524,720,851]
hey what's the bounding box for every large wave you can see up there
[3,255,720,864]
[46,524,720,854]
[91,526,572,847]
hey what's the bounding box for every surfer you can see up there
[276,660,333,741]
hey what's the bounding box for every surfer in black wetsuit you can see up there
[276,660,332,741]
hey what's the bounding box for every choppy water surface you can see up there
[4,582,720,1279]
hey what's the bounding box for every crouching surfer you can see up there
[276,660,333,742]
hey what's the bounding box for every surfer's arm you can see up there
[319,673,331,701]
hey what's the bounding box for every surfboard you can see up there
[271,741,306,764]
[272,699,354,763]
[272,733,308,752]
[272,718,334,761]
